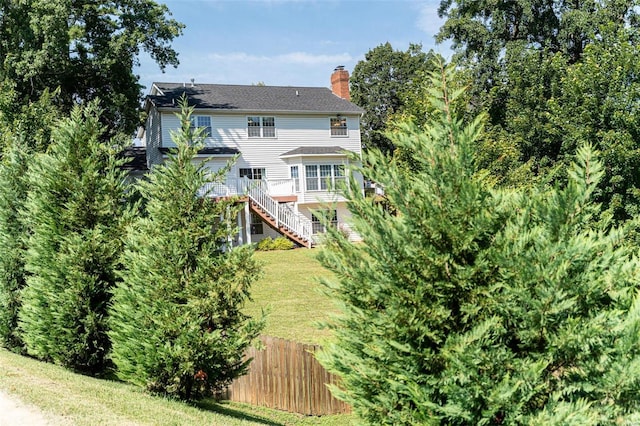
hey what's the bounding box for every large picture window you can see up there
[190,115,212,137]
[247,116,276,138]
[305,164,345,191]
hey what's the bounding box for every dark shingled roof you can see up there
[121,147,148,171]
[280,146,351,157]
[158,146,240,155]
[148,83,364,114]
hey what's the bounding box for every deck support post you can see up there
[244,201,251,245]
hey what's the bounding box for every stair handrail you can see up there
[247,179,313,247]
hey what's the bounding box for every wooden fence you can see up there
[224,335,351,416]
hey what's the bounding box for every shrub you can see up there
[256,236,294,251]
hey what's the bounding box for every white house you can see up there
[142,67,364,247]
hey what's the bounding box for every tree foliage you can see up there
[18,103,133,374]
[109,102,264,400]
[0,137,30,352]
[318,62,640,425]
[350,42,441,153]
[438,0,640,220]
[0,0,184,137]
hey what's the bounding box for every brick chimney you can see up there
[331,65,350,100]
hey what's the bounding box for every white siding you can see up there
[146,108,162,167]
[297,202,361,242]
[152,109,363,208]
[158,111,361,183]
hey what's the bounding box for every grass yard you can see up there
[0,247,351,425]
[0,348,353,425]
[246,248,338,345]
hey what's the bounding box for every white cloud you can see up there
[138,50,356,90]
[205,51,352,65]
[416,2,445,37]
[278,52,352,65]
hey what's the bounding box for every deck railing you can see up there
[248,181,313,247]
[199,178,313,247]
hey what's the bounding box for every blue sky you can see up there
[136,0,452,93]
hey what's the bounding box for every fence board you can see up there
[225,336,351,416]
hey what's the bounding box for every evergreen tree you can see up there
[0,137,30,352]
[109,102,264,400]
[18,103,132,374]
[318,62,640,424]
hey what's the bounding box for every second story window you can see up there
[330,117,347,136]
[190,115,212,137]
[247,116,276,138]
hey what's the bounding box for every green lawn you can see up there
[0,247,350,425]
[0,348,352,425]
[246,248,338,345]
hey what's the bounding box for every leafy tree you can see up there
[19,103,133,374]
[438,0,640,220]
[0,137,30,352]
[0,85,61,153]
[350,42,439,153]
[549,26,640,221]
[109,102,264,400]
[0,0,184,137]
[318,63,640,424]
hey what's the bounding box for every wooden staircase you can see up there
[247,181,313,248]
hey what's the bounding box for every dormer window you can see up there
[248,116,276,138]
[190,116,212,137]
[330,117,347,136]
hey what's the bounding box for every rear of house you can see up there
[142,67,364,247]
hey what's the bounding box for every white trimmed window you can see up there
[190,115,212,137]
[330,117,347,136]
[311,210,337,234]
[305,164,345,191]
[239,168,266,180]
[247,116,275,138]
[290,166,300,192]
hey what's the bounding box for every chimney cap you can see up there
[334,65,345,71]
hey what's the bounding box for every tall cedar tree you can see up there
[0,137,30,352]
[317,62,640,424]
[109,102,264,400]
[19,103,133,374]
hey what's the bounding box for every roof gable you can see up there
[148,83,364,114]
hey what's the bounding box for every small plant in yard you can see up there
[317,60,640,424]
[109,99,265,400]
[256,236,295,251]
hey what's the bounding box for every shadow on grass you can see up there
[195,399,284,426]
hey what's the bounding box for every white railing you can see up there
[247,180,313,247]
[199,177,312,247]
[199,177,298,198]
[266,178,296,196]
